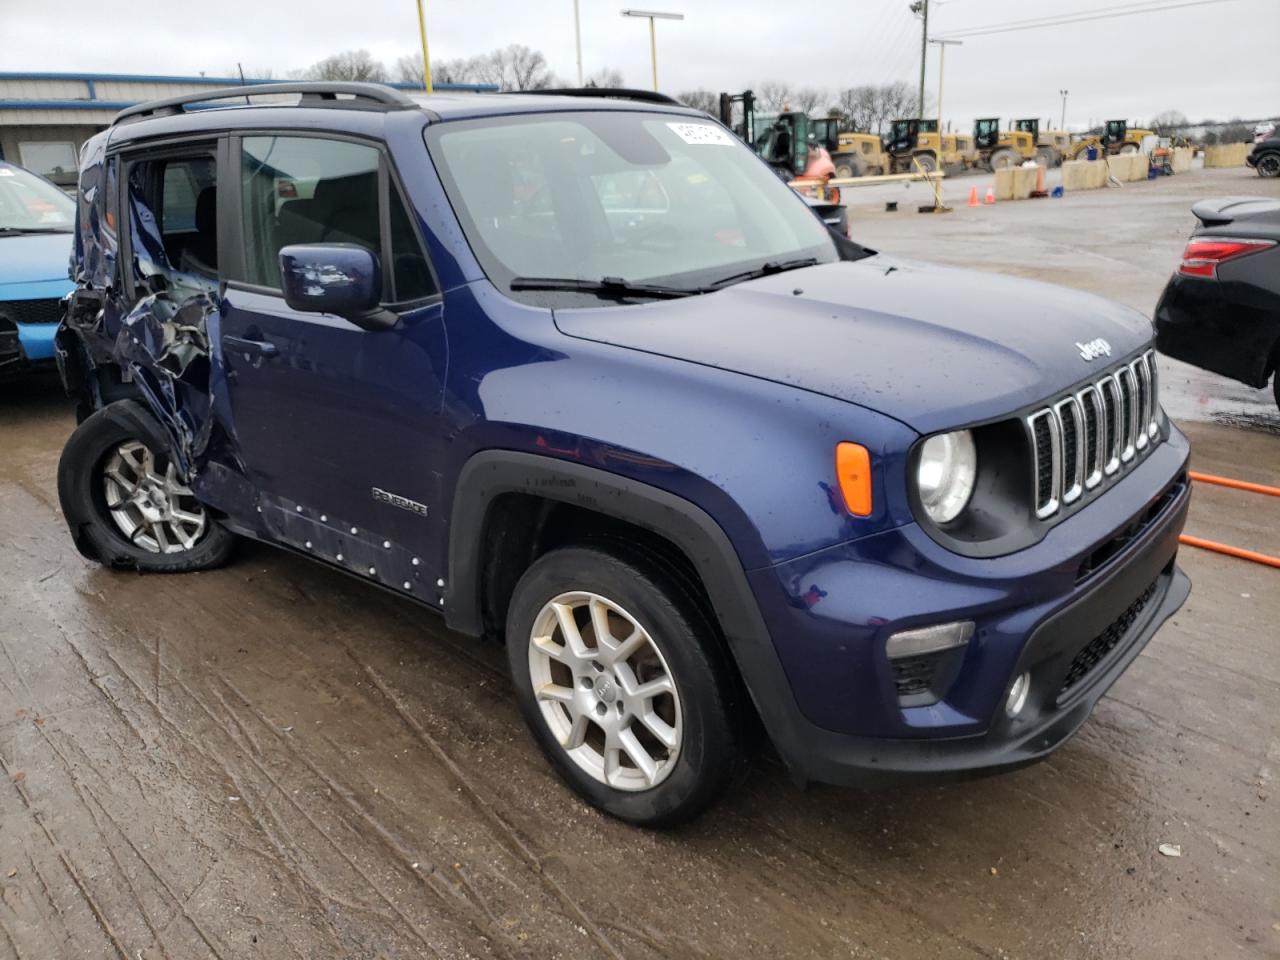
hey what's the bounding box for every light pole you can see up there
[621,9,684,91]
[415,0,433,93]
[929,38,962,146]
[1059,89,1069,130]
[573,0,584,85]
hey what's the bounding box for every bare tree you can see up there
[677,89,718,115]
[488,44,556,91]
[300,49,387,82]
[878,81,917,126]
[1150,109,1189,136]
[394,53,481,88]
[791,87,827,115]
[755,80,793,113]
[584,67,625,88]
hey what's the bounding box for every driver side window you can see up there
[236,135,436,302]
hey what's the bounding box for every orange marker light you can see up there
[836,442,873,517]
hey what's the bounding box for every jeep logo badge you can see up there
[1076,338,1112,362]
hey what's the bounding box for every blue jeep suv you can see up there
[55,83,1191,825]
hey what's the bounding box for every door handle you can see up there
[223,335,279,359]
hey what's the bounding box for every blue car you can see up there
[0,161,75,374]
[55,83,1191,825]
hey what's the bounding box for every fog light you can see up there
[886,621,974,659]
[1006,671,1031,717]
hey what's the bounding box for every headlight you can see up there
[916,430,977,524]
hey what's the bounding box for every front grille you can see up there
[1058,579,1158,699]
[1029,351,1161,520]
[0,297,63,326]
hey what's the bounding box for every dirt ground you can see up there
[2,165,1277,960]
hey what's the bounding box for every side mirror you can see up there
[278,244,396,331]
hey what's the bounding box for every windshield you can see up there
[426,111,837,300]
[0,163,76,233]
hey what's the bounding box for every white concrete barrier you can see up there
[1171,147,1193,173]
[1012,165,1038,198]
[1204,143,1250,167]
[994,167,1015,201]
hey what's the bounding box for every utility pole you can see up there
[1059,89,1069,130]
[912,0,929,118]
[574,0,584,85]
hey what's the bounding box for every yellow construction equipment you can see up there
[1065,120,1156,160]
[973,118,1038,170]
[830,131,890,178]
[1014,119,1072,166]
[884,118,965,174]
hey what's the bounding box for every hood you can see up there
[0,232,73,286]
[552,256,1153,434]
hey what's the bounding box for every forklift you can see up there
[973,118,1038,170]
[718,90,835,182]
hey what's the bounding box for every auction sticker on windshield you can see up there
[667,122,735,146]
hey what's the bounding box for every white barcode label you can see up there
[666,122,735,146]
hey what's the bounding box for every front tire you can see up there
[506,545,745,826]
[989,148,1017,170]
[57,400,235,572]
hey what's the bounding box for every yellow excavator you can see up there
[1065,119,1156,160]
[973,118,1038,170]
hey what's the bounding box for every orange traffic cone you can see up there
[1031,164,1048,198]
[983,185,995,204]
[967,185,979,207]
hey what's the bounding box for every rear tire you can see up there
[1035,146,1059,167]
[1257,153,1280,178]
[1120,143,1139,154]
[834,158,861,180]
[989,148,1017,170]
[505,545,745,826]
[57,400,235,572]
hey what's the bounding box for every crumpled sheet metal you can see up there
[72,134,118,290]
[113,292,222,478]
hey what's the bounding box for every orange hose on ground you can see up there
[1188,471,1280,498]
[1178,534,1280,569]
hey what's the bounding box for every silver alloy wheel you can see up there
[101,440,207,554]
[528,591,682,791]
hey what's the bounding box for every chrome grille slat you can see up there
[1076,384,1104,490]
[1027,355,1162,521]
[1054,396,1084,504]
[1118,367,1138,463]
[1144,349,1160,439]
[1028,409,1061,519]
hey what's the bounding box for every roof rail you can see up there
[505,87,681,106]
[112,81,418,125]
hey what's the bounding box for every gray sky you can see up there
[6,0,1277,127]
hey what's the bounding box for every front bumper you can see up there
[740,422,1191,786]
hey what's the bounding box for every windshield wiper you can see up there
[707,257,820,290]
[0,226,72,236]
[509,276,705,299]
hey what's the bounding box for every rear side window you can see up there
[124,150,218,288]
[237,135,435,302]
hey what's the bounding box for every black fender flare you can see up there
[444,450,812,776]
